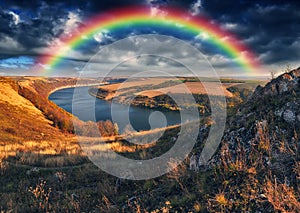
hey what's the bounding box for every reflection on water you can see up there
[49,87,187,133]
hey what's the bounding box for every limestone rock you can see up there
[283,109,296,123]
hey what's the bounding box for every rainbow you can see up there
[38,6,263,75]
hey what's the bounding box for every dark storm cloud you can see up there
[0,0,148,57]
[0,0,299,75]
[3,0,143,16]
[200,0,300,64]
[0,2,71,55]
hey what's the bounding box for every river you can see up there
[48,86,185,133]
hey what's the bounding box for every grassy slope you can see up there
[2,75,296,212]
[0,77,79,157]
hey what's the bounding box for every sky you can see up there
[0,0,299,78]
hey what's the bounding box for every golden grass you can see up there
[0,82,46,118]
[0,79,82,163]
[98,79,242,98]
[264,178,300,212]
[99,78,174,92]
[138,82,241,98]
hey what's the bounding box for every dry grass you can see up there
[77,124,179,155]
[0,78,82,163]
[264,177,300,212]
[138,82,241,98]
[136,90,165,98]
[98,79,241,98]
[99,78,174,92]
[0,82,48,120]
[210,117,300,212]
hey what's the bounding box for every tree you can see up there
[283,63,292,73]
[270,70,277,79]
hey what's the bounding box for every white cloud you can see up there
[239,51,251,61]
[220,36,232,42]
[150,7,159,16]
[150,7,168,17]
[195,32,210,41]
[144,0,168,17]
[291,39,300,49]
[93,29,110,43]
[80,35,216,77]
[223,23,238,30]
[190,0,203,16]
[47,39,69,51]
[209,54,232,65]
[64,11,81,36]
[37,63,51,70]
[8,11,20,25]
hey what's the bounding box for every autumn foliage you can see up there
[17,78,117,136]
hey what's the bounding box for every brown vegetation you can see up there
[0,72,296,212]
[138,82,240,98]
[0,76,118,164]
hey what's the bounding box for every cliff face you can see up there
[214,67,299,170]
[252,68,300,124]
[233,67,300,125]
[205,68,300,212]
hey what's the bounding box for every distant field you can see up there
[136,82,242,98]
[97,78,248,98]
[230,81,267,90]
[100,78,174,91]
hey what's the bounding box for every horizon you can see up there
[2,74,271,81]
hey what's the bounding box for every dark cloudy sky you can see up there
[0,0,299,77]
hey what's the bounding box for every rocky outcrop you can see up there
[252,68,299,97]
[211,67,300,181]
[206,67,300,212]
[240,67,299,126]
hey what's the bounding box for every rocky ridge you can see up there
[207,67,300,212]
[214,67,299,172]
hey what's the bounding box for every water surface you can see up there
[49,86,185,133]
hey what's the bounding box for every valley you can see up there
[0,70,299,212]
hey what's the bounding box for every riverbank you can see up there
[47,82,106,98]
[88,78,266,116]
[0,75,185,160]
[77,123,181,143]
[88,87,182,111]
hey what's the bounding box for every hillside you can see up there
[208,67,300,212]
[0,72,299,212]
[0,77,79,157]
[0,76,117,164]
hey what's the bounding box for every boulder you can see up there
[283,109,296,123]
